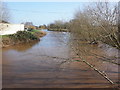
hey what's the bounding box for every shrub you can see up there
[9,31,39,43]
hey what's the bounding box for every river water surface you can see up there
[2,30,119,88]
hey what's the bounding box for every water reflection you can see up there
[3,41,39,52]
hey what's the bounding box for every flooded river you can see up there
[2,30,119,88]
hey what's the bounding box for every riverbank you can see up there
[1,30,46,48]
[48,28,68,32]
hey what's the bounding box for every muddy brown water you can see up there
[2,30,119,88]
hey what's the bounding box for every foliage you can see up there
[2,30,47,47]
[8,31,39,43]
[47,20,69,31]
[39,25,47,29]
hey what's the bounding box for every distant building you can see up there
[0,23,24,35]
[22,22,36,31]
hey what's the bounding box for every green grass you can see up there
[0,35,9,38]
[30,30,41,34]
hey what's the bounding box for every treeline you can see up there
[48,2,120,49]
[70,2,119,49]
[47,20,69,32]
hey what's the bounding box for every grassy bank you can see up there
[48,29,68,32]
[2,30,46,48]
[30,30,46,37]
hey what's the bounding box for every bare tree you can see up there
[48,20,69,31]
[118,1,120,46]
[87,2,119,48]
[70,2,119,49]
[0,0,10,23]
